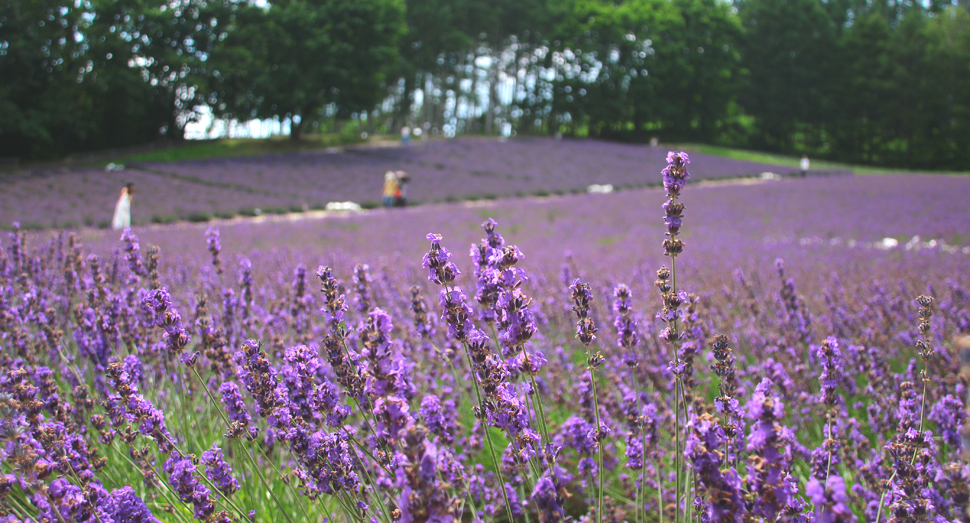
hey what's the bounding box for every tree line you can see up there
[2,0,968,169]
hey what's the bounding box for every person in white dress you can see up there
[112,183,134,230]
[800,155,810,177]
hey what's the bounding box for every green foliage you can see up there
[4,0,970,169]
[0,0,163,159]
[736,1,970,169]
[206,0,406,139]
[116,134,363,164]
[738,0,837,149]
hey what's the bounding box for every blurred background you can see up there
[2,0,969,170]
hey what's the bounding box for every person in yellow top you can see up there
[382,171,399,208]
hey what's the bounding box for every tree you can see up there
[919,5,970,168]
[830,11,896,162]
[739,0,837,151]
[0,0,96,158]
[227,0,406,140]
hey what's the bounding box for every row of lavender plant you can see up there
[1,153,967,523]
[1,138,817,229]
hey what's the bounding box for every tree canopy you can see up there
[2,0,969,169]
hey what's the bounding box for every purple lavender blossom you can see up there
[817,337,845,409]
[612,284,639,365]
[97,486,159,522]
[745,378,797,521]
[164,452,215,520]
[532,476,566,523]
[205,228,222,274]
[685,414,746,522]
[662,151,691,199]
[929,394,967,451]
[120,228,146,277]
[807,475,856,523]
[218,381,254,438]
[201,445,240,496]
[141,288,190,354]
[423,233,459,285]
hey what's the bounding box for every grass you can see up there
[104,133,966,175]
[677,143,970,175]
[112,133,371,165]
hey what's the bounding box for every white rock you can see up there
[325,201,363,211]
[587,184,614,194]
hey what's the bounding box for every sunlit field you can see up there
[2,151,969,523]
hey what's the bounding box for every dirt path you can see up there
[136,174,781,232]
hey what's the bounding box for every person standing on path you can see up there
[382,171,399,208]
[800,155,810,177]
[394,170,410,207]
[112,183,134,230]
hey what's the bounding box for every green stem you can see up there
[678,376,694,523]
[158,433,253,522]
[463,345,517,523]
[674,378,681,523]
[875,344,931,523]
[443,351,493,520]
[825,415,834,481]
[102,441,195,523]
[656,460,665,523]
[632,372,654,523]
[528,372,553,452]
[345,431,395,523]
[190,367,304,523]
[585,349,604,523]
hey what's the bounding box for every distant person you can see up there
[421,121,431,141]
[111,183,134,230]
[401,126,411,145]
[800,155,810,177]
[650,136,659,147]
[382,171,399,208]
[394,170,410,207]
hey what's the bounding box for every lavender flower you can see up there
[409,285,435,339]
[352,263,373,313]
[218,381,254,439]
[423,233,459,285]
[201,445,240,496]
[928,395,967,451]
[661,151,690,258]
[710,334,744,460]
[120,228,146,278]
[532,475,566,523]
[316,265,348,328]
[684,413,746,522]
[817,337,845,409]
[97,486,159,522]
[205,227,222,275]
[612,284,639,365]
[745,378,796,521]
[141,288,190,354]
[806,475,856,523]
[163,452,215,520]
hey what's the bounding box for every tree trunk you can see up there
[291,116,304,141]
[467,51,479,134]
[485,51,497,135]
[400,74,415,129]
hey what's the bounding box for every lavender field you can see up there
[2,153,969,523]
[0,138,825,229]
